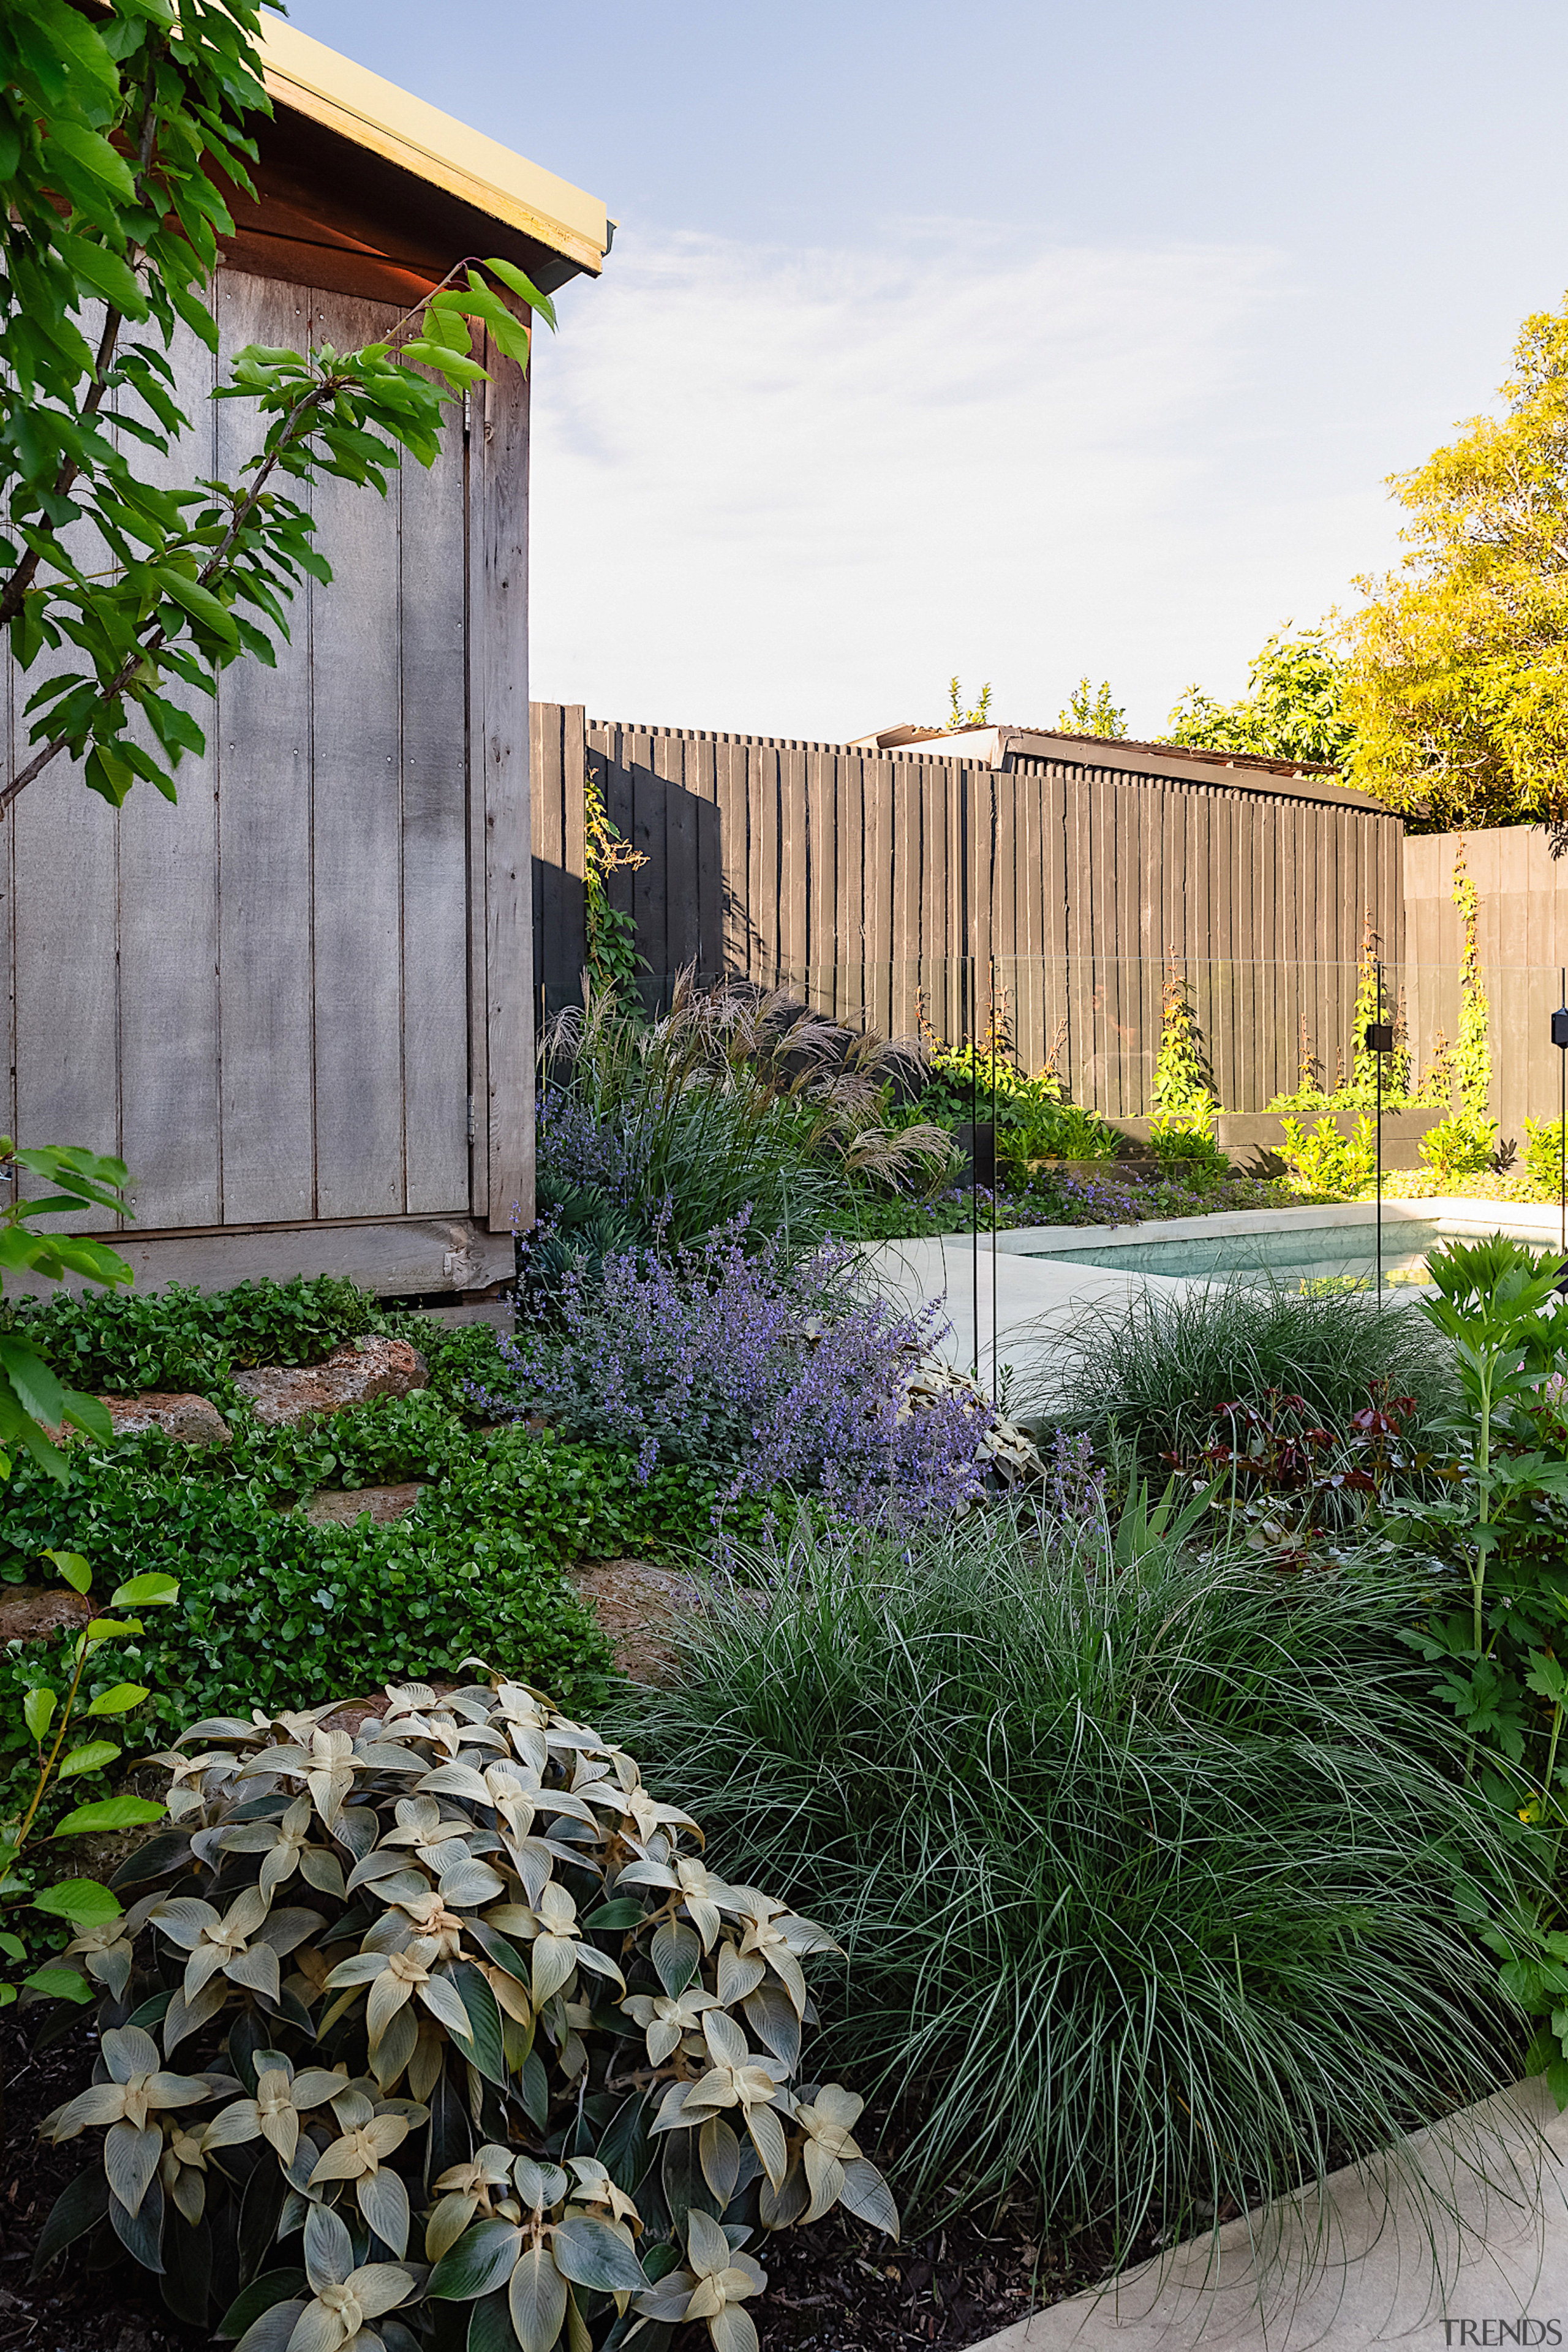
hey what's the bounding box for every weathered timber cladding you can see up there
[531,705,1404,1117]
[1404,826,1568,1145]
[4,272,530,1275]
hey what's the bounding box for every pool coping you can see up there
[987,1196,1567,1260]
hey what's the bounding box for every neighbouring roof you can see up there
[223,21,612,304]
[850,721,1386,812]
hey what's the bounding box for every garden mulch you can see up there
[0,2015,196,2352]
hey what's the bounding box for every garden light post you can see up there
[1553,968,1568,1263]
[1365,959,1394,1298]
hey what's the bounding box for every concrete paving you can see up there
[862,1199,1566,1415]
[968,2078,1567,2351]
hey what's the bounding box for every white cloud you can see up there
[529,222,1398,741]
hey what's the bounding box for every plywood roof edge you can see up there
[258,20,609,276]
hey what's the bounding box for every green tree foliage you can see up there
[0,0,554,815]
[945,675,992,729]
[1343,295,1568,831]
[1057,676,1126,737]
[1166,627,1353,770]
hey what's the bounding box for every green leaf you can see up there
[110,1574,179,1609]
[84,1617,143,1642]
[23,1687,57,1743]
[87,1683,150,1716]
[23,1967,94,2005]
[428,2220,524,2302]
[42,1553,92,1596]
[45,121,137,198]
[57,232,148,318]
[551,2215,647,2294]
[508,2245,567,2352]
[215,2266,308,2342]
[56,1740,121,1780]
[582,1899,646,1931]
[483,257,558,331]
[53,1795,165,1836]
[31,1878,121,1924]
[449,1960,507,2086]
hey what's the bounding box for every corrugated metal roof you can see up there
[852,718,1337,780]
[257,20,611,278]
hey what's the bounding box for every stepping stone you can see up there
[0,1585,92,1645]
[100,1391,233,1446]
[303,1481,424,1529]
[232,1335,428,1427]
[571,1561,703,1684]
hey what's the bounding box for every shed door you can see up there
[4,273,473,1232]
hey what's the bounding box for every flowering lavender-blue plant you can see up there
[473,1227,993,1522]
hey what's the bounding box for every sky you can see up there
[291,1,1568,743]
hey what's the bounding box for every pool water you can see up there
[1032,1217,1442,1289]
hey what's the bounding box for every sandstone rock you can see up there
[303,1482,423,1530]
[232,1336,428,1428]
[102,1391,232,1446]
[899,1353,1044,1492]
[0,1583,92,1645]
[571,1561,703,1686]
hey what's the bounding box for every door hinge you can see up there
[467,1095,477,1145]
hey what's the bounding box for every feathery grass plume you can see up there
[538,971,950,1268]
[1036,1276,1454,1487]
[612,1506,1528,2251]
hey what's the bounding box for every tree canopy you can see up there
[1057,676,1125,737]
[1341,295,1568,832]
[1165,628,1352,771]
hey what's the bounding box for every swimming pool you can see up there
[1026,1216,1443,1288]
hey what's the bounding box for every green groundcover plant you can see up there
[0,1281,791,1852]
[611,1509,1529,2247]
[30,1674,897,2348]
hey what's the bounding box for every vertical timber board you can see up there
[837,753,864,1025]
[10,325,121,1225]
[657,728,697,978]
[213,272,315,1223]
[116,300,222,1226]
[816,747,835,1006]
[399,385,470,1213]
[866,752,893,1038]
[780,745,808,992]
[628,729,665,998]
[693,733,722,978]
[892,758,922,1037]
[475,324,533,1234]
[309,290,405,1220]
[758,742,783,990]
[715,735,750,978]
[530,698,563,1006]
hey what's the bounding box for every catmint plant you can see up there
[476,1230,994,1523]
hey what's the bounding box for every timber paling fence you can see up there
[530,701,1404,1122]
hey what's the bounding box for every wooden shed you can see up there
[6,22,610,1297]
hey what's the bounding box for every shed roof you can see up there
[222,23,611,305]
[257,22,609,279]
[851,720,1387,813]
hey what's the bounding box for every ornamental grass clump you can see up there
[480,1228,996,1522]
[32,1673,895,2348]
[1042,1273,1455,1488]
[536,971,949,1272]
[612,1509,1530,2248]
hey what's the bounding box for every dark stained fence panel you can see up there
[531,708,1405,1118]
